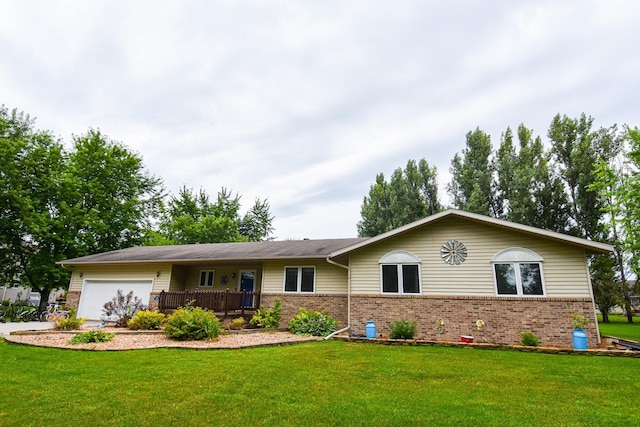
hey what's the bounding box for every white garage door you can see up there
[77,279,153,320]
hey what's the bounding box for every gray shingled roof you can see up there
[59,238,368,265]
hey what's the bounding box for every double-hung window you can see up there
[199,270,215,287]
[492,248,545,296]
[284,267,315,293]
[379,251,421,294]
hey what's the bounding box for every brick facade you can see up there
[261,293,348,328]
[350,295,599,348]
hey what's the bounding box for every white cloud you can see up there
[1,0,640,240]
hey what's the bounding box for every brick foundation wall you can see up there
[350,295,599,348]
[261,293,348,328]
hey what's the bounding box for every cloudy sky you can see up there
[2,1,639,240]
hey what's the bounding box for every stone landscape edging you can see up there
[334,336,640,358]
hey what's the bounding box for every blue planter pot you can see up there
[572,328,587,350]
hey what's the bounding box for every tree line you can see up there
[358,113,639,322]
[0,105,274,309]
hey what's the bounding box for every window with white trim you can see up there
[379,250,421,294]
[283,267,315,293]
[492,248,545,296]
[199,270,215,287]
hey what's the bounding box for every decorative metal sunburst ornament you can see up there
[440,240,467,265]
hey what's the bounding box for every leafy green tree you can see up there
[357,173,393,237]
[548,114,621,239]
[0,107,165,310]
[590,126,640,322]
[0,106,69,310]
[447,128,495,216]
[494,125,570,232]
[160,186,274,244]
[239,198,275,242]
[65,129,165,255]
[358,159,441,237]
[590,253,623,323]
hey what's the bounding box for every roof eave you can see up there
[57,254,335,266]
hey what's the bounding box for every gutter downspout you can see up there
[324,257,350,340]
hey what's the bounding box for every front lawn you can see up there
[598,314,640,341]
[0,339,638,426]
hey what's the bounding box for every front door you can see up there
[239,270,256,308]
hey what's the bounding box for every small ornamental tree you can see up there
[102,289,147,327]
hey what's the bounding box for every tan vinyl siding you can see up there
[180,265,263,292]
[262,259,348,293]
[349,217,591,297]
[67,263,173,293]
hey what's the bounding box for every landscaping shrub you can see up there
[228,317,245,330]
[70,330,115,344]
[571,313,589,329]
[54,312,87,331]
[127,310,165,330]
[519,332,539,347]
[102,289,147,327]
[164,306,221,340]
[250,298,282,328]
[389,319,418,339]
[288,308,337,337]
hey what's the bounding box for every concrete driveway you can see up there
[0,321,54,336]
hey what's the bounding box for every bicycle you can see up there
[41,304,70,322]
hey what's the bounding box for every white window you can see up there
[379,251,421,294]
[491,248,545,296]
[199,270,215,287]
[283,267,315,293]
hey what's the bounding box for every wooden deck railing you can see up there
[158,289,260,317]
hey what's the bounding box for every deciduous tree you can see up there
[0,107,165,310]
[160,186,274,244]
[447,128,495,216]
[358,159,442,237]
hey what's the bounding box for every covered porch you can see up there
[158,289,261,318]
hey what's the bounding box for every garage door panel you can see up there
[77,280,153,320]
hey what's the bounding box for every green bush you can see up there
[70,330,115,344]
[164,306,221,341]
[54,314,87,331]
[519,332,539,347]
[250,298,282,328]
[288,308,337,337]
[128,310,165,330]
[389,319,418,339]
[571,313,589,329]
[229,317,245,330]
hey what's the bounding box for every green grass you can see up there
[0,339,638,426]
[598,314,640,341]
